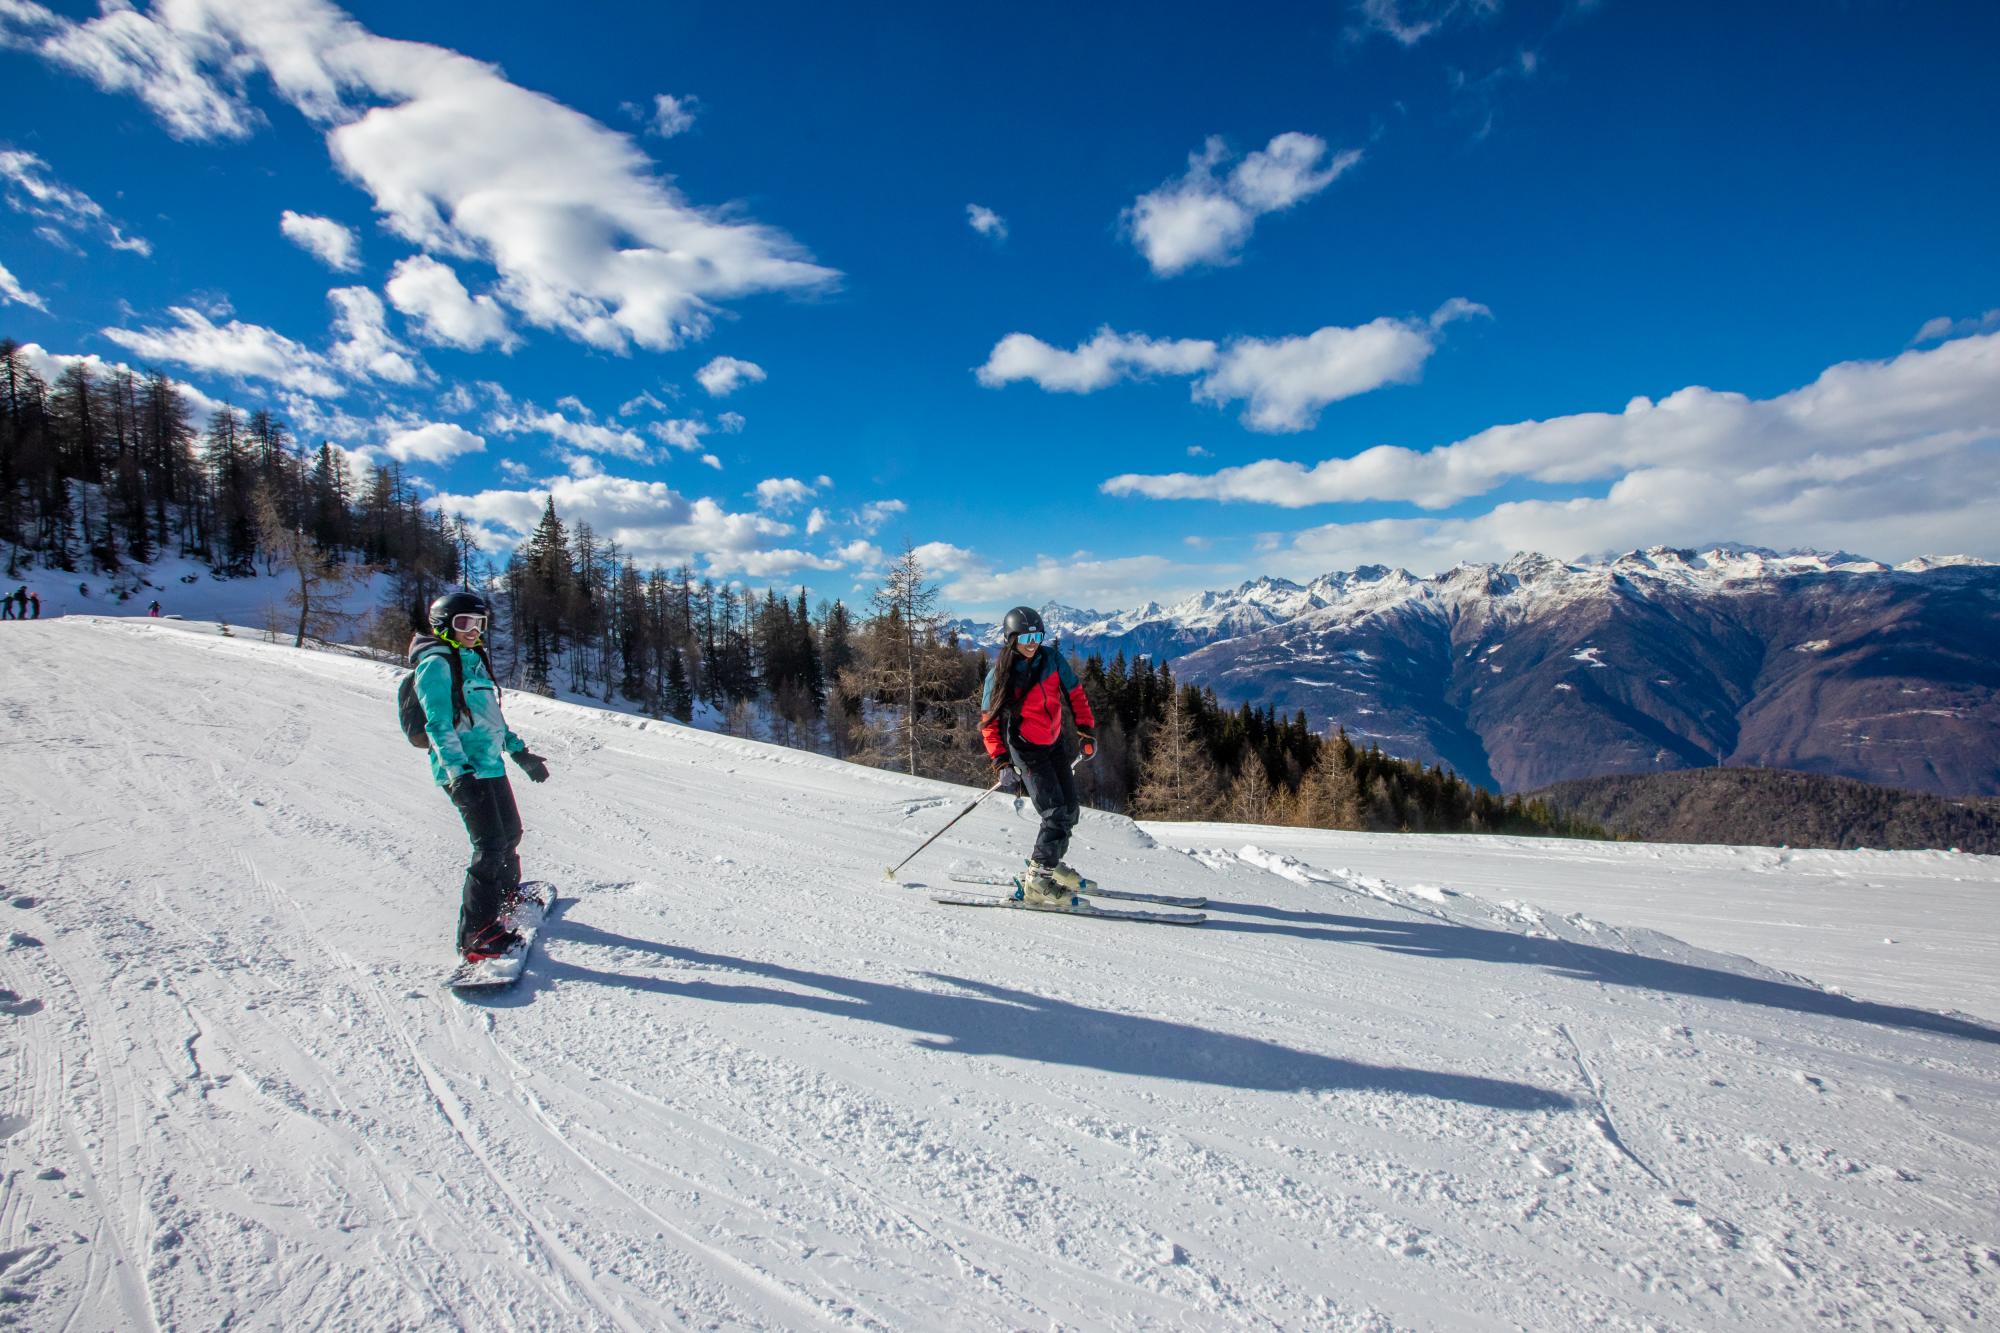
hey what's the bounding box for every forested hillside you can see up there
[1530,768,2000,854]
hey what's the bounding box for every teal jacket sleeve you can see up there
[413,651,471,772]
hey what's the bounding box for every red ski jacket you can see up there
[980,648,1095,758]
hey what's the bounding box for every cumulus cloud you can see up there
[279,210,358,271]
[648,418,711,451]
[3,0,837,353]
[427,470,838,576]
[754,476,819,511]
[328,286,424,384]
[486,402,651,461]
[15,341,229,428]
[0,148,151,255]
[384,420,484,465]
[980,300,1482,430]
[805,507,829,536]
[940,553,1201,612]
[0,258,47,312]
[102,306,344,397]
[1123,133,1360,276]
[854,499,907,534]
[976,328,1218,393]
[695,355,766,397]
[383,254,519,351]
[1106,330,2000,573]
[967,204,1006,241]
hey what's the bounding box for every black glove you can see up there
[994,763,1020,794]
[447,765,475,797]
[511,749,551,783]
[1076,725,1096,760]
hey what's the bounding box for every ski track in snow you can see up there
[0,617,1996,1330]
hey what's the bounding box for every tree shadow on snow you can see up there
[537,918,1574,1113]
[1200,900,2000,1048]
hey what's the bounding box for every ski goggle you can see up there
[1015,631,1044,646]
[449,613,488,636]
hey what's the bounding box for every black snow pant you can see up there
[447,774,523,948]
[1010,736,1080,867]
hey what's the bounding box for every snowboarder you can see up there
[410,591,552,961]
[979,606,1098,905]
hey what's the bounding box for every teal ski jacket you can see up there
[412,638,525,787]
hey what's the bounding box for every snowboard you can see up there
[445,881,555,991]
[931,889,1206,926]
[946,873,1206,908]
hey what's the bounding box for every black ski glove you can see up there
[511,749,551,783]
[447,765,475,797]
[994,762,1020,794]
[1076,725,1097,760]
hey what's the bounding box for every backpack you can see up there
[397,638,500,748]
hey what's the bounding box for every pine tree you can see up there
[1134,686,1223,820]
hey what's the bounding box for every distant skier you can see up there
[0,586,14,620]
[147,600,161,617]
[410,591,552,962]
[979,606,1098,905]
[25,591,38,619]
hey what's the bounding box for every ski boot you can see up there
[1047,862,1095,895]
[1013,863,1080,908]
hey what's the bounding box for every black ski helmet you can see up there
[1001,605,1045,640]
[429,590,490,639]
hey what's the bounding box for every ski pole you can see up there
[884,776,1005,881]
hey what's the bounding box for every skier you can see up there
[0,587,13,620]
[147,600,161,617]
[25,591,38,619]
[979,606,1098,905]
[410,591,552,961]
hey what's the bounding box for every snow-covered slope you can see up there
[3,619,1997,1329]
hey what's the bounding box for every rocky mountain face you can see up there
[980,547,2000,797]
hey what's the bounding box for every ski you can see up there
[947,873,1206,908]
[931,890,1206,926]
[445,881,556,991]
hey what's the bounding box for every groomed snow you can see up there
[2,618,1997,1329]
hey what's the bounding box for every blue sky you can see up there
[3,0,1997,615]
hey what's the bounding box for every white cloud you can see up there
[981,300,1482,430]
[486,403,651,462]
[940,554,1197,611]
[384,420,484,465]
[754,476,818,511]
[977,328,1218,393]
[967,204,1007,241]
[1123,133,1360,276]
[384,255,518,351]
[1911,309,2000,345]
[700,453,722,470]
[1187,445,1211,457]
[0,258,47,312]
[328,285,424,384]
[1195,302,1486,432]
[279,210,359,271]
[910,540,976,573]
[102,306,344,397]
[648,418,711,451]
[635,92,697,138]
[1106,330,2000,573]
[805,507,829,536]
[427,470,840,576]
[0,148,151,255]
[854,499,907,534]
[15,342,223,427]
[619,388,668,416]
[4,0,837,353]
[718,410,746,433]
[695,355,766,397]
[1348,0,1500,47]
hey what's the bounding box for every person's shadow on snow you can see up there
[517,915,1574,1113]
[1199,900,2000,1048]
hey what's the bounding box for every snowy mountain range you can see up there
[973,546,2000,797]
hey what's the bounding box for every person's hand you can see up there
[447,765,475,796]
[1076,725,1096,760]
[994,763,1020,794]
[511,749,551,783]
